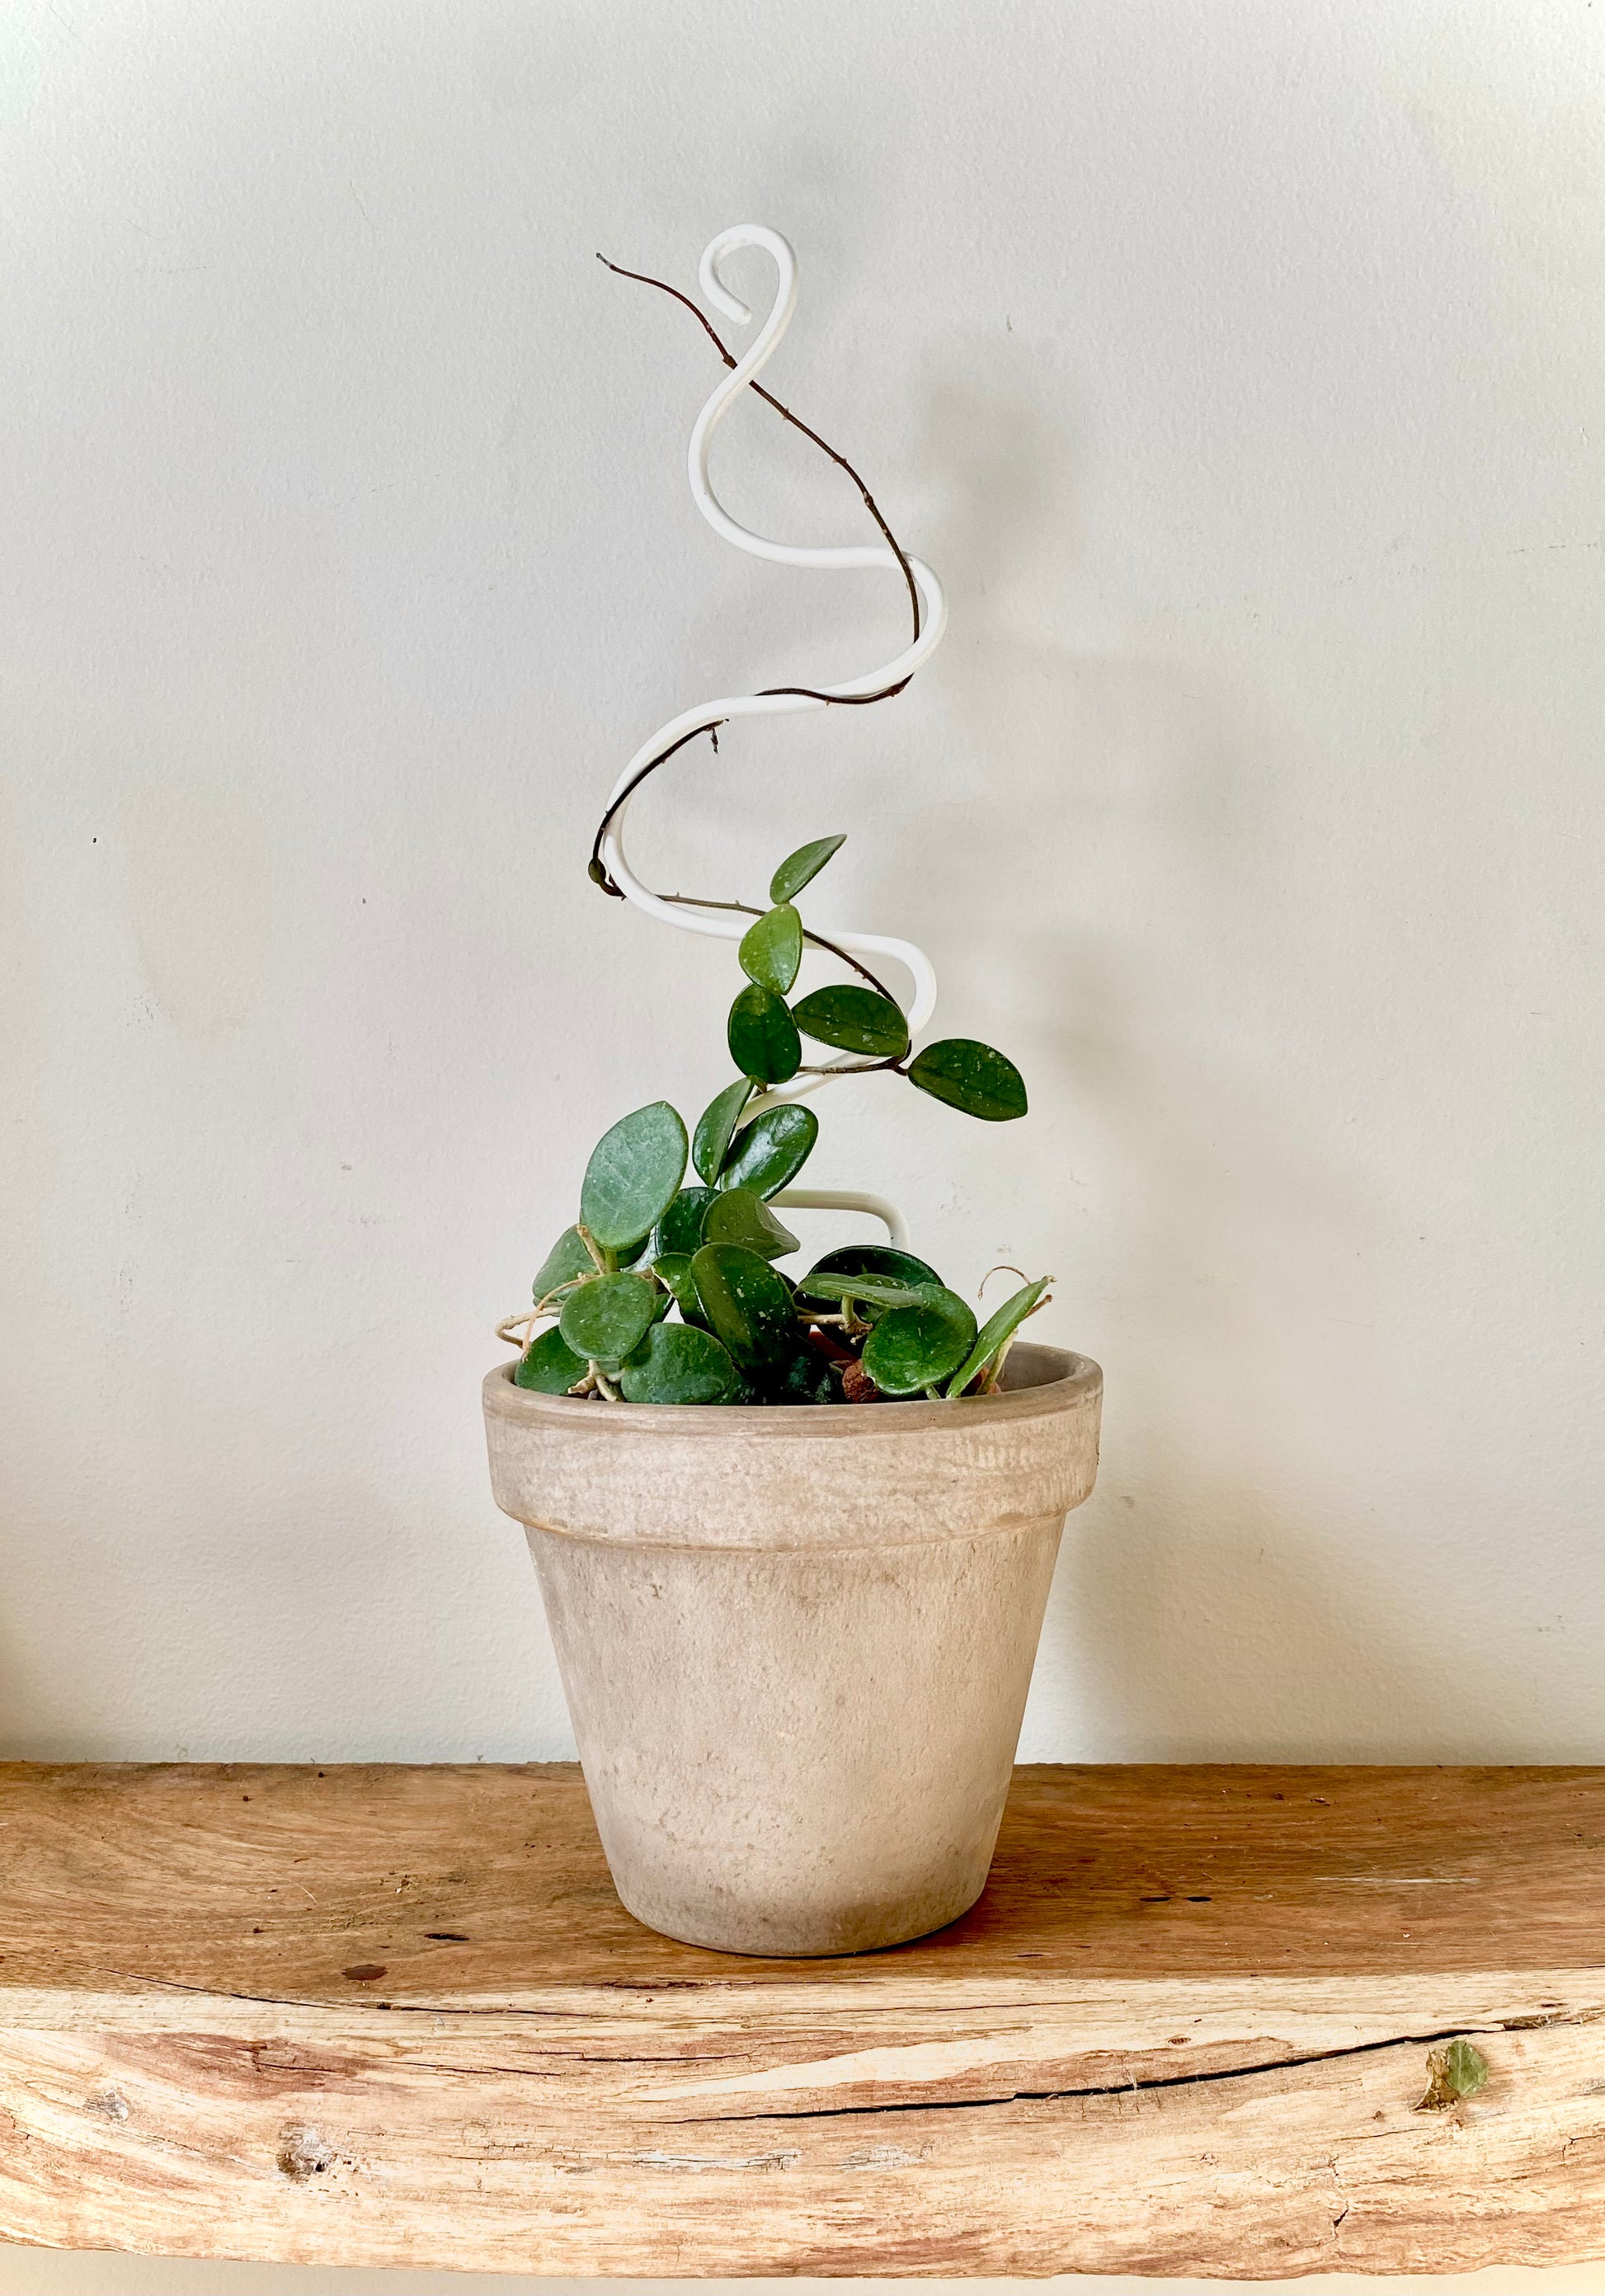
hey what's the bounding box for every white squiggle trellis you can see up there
[595,227,948,1249]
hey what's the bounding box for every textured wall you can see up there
[2,1,1599,1771]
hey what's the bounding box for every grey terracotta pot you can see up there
[483,1340,1101,1956]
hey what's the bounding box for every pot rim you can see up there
[484,1338,1099,1439]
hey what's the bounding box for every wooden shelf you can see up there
[1,1762,1600,2277]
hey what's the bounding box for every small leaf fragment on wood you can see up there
[1416,2036,1490,2110]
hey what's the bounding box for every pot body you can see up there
[483,1341,1100,1956]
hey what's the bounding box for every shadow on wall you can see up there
[1053,1482,1528,1762]
[911,358,1527,1761]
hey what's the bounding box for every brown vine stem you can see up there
[595,255,921,642]
[587,254,924,903]
[657,893,898,1004]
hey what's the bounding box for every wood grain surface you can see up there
[0,1762,1600,2276]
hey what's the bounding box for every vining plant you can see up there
[504,827,1050,1407]
[501,228,1051,1406]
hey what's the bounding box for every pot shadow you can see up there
[1039,1478,1568,1763]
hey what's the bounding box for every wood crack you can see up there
[93,1971,747,2019]
[677,2015,1588,2125]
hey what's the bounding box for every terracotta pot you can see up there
[483,1340,1101,1956]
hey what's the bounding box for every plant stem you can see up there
[595,254,921,642]
[657,893,900,1005]
[587,254,923,898]
[794,1058,907,1077]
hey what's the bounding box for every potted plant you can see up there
[484,224,1101,1956]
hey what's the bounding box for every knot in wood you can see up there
[275,2123,336,2181]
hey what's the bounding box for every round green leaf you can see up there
[728,985,802,1084]
[738,904,803,995]
[861,1287,979,1395]
[690,1244,798,1370]
[703,1185,800,1261]
[651,1185,716,1259]
[558,1272,658,1369]
[945,1277,1051,1396]
[513,1324,588,1395]
[692,1078,754,1184]
[791,984,909,1059]
[770,833,845,905]
[718,1103,818,1197]
[906,1038,1028,1122]
[531,1225,596,1306]
[579,1102,689,1251]
[618,1321,739,1404]
[650,1251,701,1320]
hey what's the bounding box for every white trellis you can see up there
[595,225,948,1249]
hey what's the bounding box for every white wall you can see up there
[5,0,1599,1768]
[2,2,1601,2289]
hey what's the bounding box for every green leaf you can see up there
[861,1287,979,1396]
[718,1103,818,1197]
[651,1185,717,1259]
[796,1272,932,1312]
[690,1243,799,1371]
[650,1251,700,1320]
[513,1324,588,1395]
[803,1244,944,1292]
[703,1185,800,1261]
[798,1244,945,1324]
[692,1078,754,1184]
[619,1321,739,1404]
[738,904,803,995]
[770,833,845,905]
[558,1271,659,1370]
[531,1225,596,1306]
[791,984,909,1059]
[727,985,802,1084]
[944,1277,1051,1397]
[906,1038,1027,1122]
[579,1102,689,1251]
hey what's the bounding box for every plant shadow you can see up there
[908,355,1532,1762]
